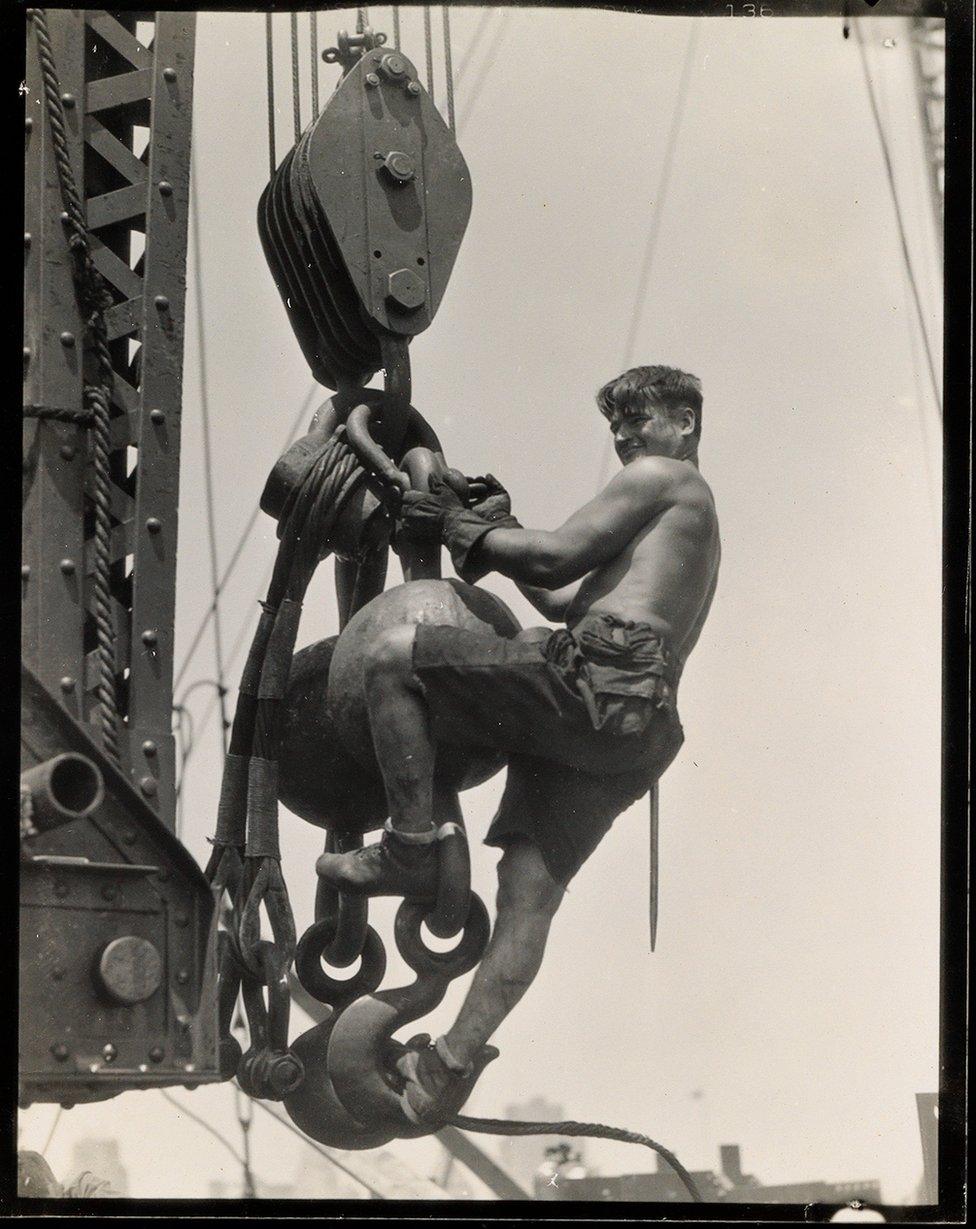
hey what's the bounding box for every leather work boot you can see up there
[315,829,437,900]
[395,1036,500,1128]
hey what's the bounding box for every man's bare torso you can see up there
[565,459,720,676]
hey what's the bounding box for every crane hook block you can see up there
[258,49,472,390]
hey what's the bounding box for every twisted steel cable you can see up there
[290,10,301,141]
[27,8,120,763]
[442,7,455,133]
[451,1115,703,1201]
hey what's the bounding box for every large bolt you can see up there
[381,151,416,185]
[386,267,426,313]
[406,80,421,97]
[98,936,163,1005]
[364,72,380,88]
[378,51,407,82]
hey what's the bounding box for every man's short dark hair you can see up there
[596,365,703,441]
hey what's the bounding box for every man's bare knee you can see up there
[496,841,565,917]
[363,625,417,690]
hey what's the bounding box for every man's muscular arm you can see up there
[515,579,585,621]
[474,456,682,589]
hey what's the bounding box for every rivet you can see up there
[60,1102,75,1110]
[50,1043,69,1061]
[149,1046,165,1063]
[60,211,70,225]
[23,346,31,363]
[24,232,31,249]
[150,408,165,424]
[122,829,136,844]
[141,628,158,647]
[158,180,173,197]
[25,116,33,132]
[101,884,117,902]
[406,80,421,96]
[102,1043,117,1063]
[163,67,177,82]
[138,1063,148,1073]
[59,676,75,692]
[61,93,76,109]
[365,72,380,88]
[140,776,157,797]
[175,911,189,927]
[146,516,162,534]
[54,881,68,898]
[154,295,169,311]
[59,558,76,576]
[60,444,76,460]
[176,969,189,985]
[60,331,75,348]
[21,565,30,580]
[142,740,158,756]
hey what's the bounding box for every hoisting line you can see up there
[265,13,276,176]
[442,6,456,134]
[393,5,401,51]
[451,1115,703,1202]
[26,8,120,765]
[423,7,435,101]
[852,17,942,417]
[290,10,301,142]
[310,11,319,117]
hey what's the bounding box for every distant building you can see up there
[498,1096,587,1193]
[69,1138,129,1197]
[547,1143,880,1205]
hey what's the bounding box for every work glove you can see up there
[398,478,521,583]
[465,473,514,522]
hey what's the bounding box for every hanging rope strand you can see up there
[596,22,699,490]
[310,11,319,117]
[853,18,941,416]
[393,5,401,51]
[265,13,276,175]
[290,11,301,141]
[423,7,434,101]
[442,6,456,133]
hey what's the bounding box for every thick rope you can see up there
[451,1115,703,1202]
[393,6,401,52]
[28,8,119,763]
[309,12,319,117]
[442,7,455,134]
[290,10,301,142]
[265,13,276,176]
[423,7,434,101]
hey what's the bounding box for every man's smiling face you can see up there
[609,400,688,465]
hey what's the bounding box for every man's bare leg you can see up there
[396,839,564,1122]
[316,625,440,895]
[444,840,564,1064]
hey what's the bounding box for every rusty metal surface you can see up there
[23,10,196,827]
[19,663,220,1104]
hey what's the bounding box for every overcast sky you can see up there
[21,6,944,1203]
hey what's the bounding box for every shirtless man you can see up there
[317,365,720,1125]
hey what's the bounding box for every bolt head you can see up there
[158,180,173,197]
[24,232,31,248]
[23,346,31,363]
[154,295,169,311]
[406,80,421,97]
[21,564,30,580]
[142,740,158,756]
[176,969,189,985]
[146,517,162,534]
[60,444,76,460]
[150,408,165,424]
[59,558,75,576]
[60,331,75,347]
[61,93,76,108]
[382,150,416,184]
[102,1043,117,1062]
[163,66,177,82]
[386,267,426,312]
[141,628,158,647]
[25,116,33,132]
[149,1046,165,1063]
[140,775,157,797]
[364,72,380,88]
[59,676,75,692]
[379,51,407,81]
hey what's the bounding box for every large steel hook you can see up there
[325,894,490,1136]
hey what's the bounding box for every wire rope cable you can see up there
[393,4,401,51]
[159,1089,247,1171]
[423,6,435,100]
[595,21,700,491]
[310,11,320,117]
[290,10,301,142]
[265,13,276,175]
[250,1098,386,1198]
[39,1107,63,1159]
[442,6,456,133]
[853,17,942,417]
